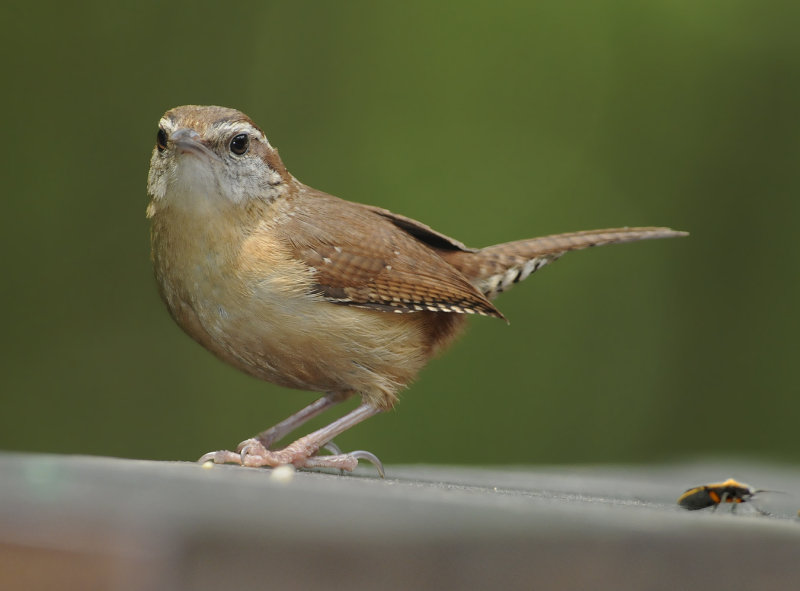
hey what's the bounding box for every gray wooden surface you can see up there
[1,452,799,590]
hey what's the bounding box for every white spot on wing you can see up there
[500,268,517,290]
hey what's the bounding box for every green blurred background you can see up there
[2,1,797,466]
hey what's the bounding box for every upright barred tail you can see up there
[447,227,687,300]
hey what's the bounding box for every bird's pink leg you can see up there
[251,391,354,450]
[199,403,384,476]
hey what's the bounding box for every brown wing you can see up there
[279,189,502,318]
[359,204,477,253]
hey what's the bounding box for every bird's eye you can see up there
[156,128,168,152]
[230,133,250,155]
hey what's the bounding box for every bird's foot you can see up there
[198,403,385,476]
[198,436,384,477]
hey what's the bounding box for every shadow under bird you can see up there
[146,105,687,476]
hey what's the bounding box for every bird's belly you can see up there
[187,289,435,408]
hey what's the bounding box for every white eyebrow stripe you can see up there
[214,121,269,145]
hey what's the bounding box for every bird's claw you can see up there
[197,438,385,477]
[322,441,343,456]
[301,449,384,477]
[238,438,271,466]
[348,450,385,478]
[198,449,243,465]
[196,438,273,467]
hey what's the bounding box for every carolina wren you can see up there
[147,105,686,475]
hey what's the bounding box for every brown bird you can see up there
[147,105,686,475]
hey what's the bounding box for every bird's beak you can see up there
[171,128,221,162]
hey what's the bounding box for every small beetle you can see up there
[677,478,769,514]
